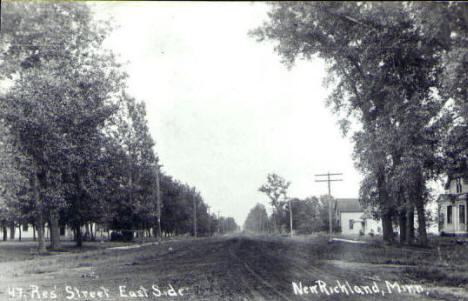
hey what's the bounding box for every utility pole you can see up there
[193,192,198,238]
[315,172,342,241]
[207,206,211,237]
[288,197,293,237]
[155,164,162,241]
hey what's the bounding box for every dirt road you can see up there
[0,236,465,300]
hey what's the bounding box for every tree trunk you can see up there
[273,208,281,233]
[33,225,36,241]
[49,210,61,250]
[18,225,22,241]
[406,204,415,245]
[382,212,394,242]
[414,170,427,247]
[156,167,162,240]
[33,173,46,253]
[416,201,428,246]
[84,223,90,240]
[378,168,394,243]
[393,154,405,244]
[2,226,7,241]
[9,223,15,240]
[75,224,82,248]
[92,223,96,241]
[36,217,47,254]
[398,210,407,244]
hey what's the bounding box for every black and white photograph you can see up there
[0,1,467,300]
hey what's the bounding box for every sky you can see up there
[90,2,363,225]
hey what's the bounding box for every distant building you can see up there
[2,223,70,241]
[334,198,381,236]
[438,169,468,236]
[5,223,107,241]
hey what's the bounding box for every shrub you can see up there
[122,231,134,242]
[110,232,123,241]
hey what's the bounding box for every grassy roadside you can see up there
[0,239,135,263]
[0,234,466,300]
[267,233,468,289]
[2,234,468,285]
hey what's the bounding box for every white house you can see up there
[335,198,382,236]
[438,169,468,236]
[5,223,109,241]
[5,224,71,240]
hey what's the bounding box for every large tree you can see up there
[244,203,269,233]
[283,197,325,234]
[0,1,125,251]
[104,93,159,239]
[258,173,290,233]
[251,2,447,245]
[410,4,468,183]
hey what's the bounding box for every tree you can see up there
[410,4,468,201]
[408,3,468,118]
[288,197,325,234]
[244,203,269,233]
[317,196,340,233]
[218,217,238,234]
[251,3,447,245]
[105,93,159,240]
[0,121,30,242]
[258,173,290,233]
[1,1,126,251]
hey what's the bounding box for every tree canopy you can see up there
[251,2,466,245]
[0,1,237,251]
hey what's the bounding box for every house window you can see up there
[22,224,28,232]
[460,205,466,224]
[349,219,354,230]
[447,205,453,224]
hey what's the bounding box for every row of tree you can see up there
[0,2,237,253]
[243,196,338,235]
[251,3,468,245]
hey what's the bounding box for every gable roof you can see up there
[438,193,468,203]
[445,159,468,189]
[335,198,363,213]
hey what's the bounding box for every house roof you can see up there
[438,193,468,203]
[335,198,363,213]
[445,160,468,189]
[444,171,468,189]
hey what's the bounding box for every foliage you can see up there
[0,1,126,249]
[244,203,269,233]
[0,2,234,247]
[258,173,290,233]
[250,2,457,245]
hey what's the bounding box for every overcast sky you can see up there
[91,2,363,225]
